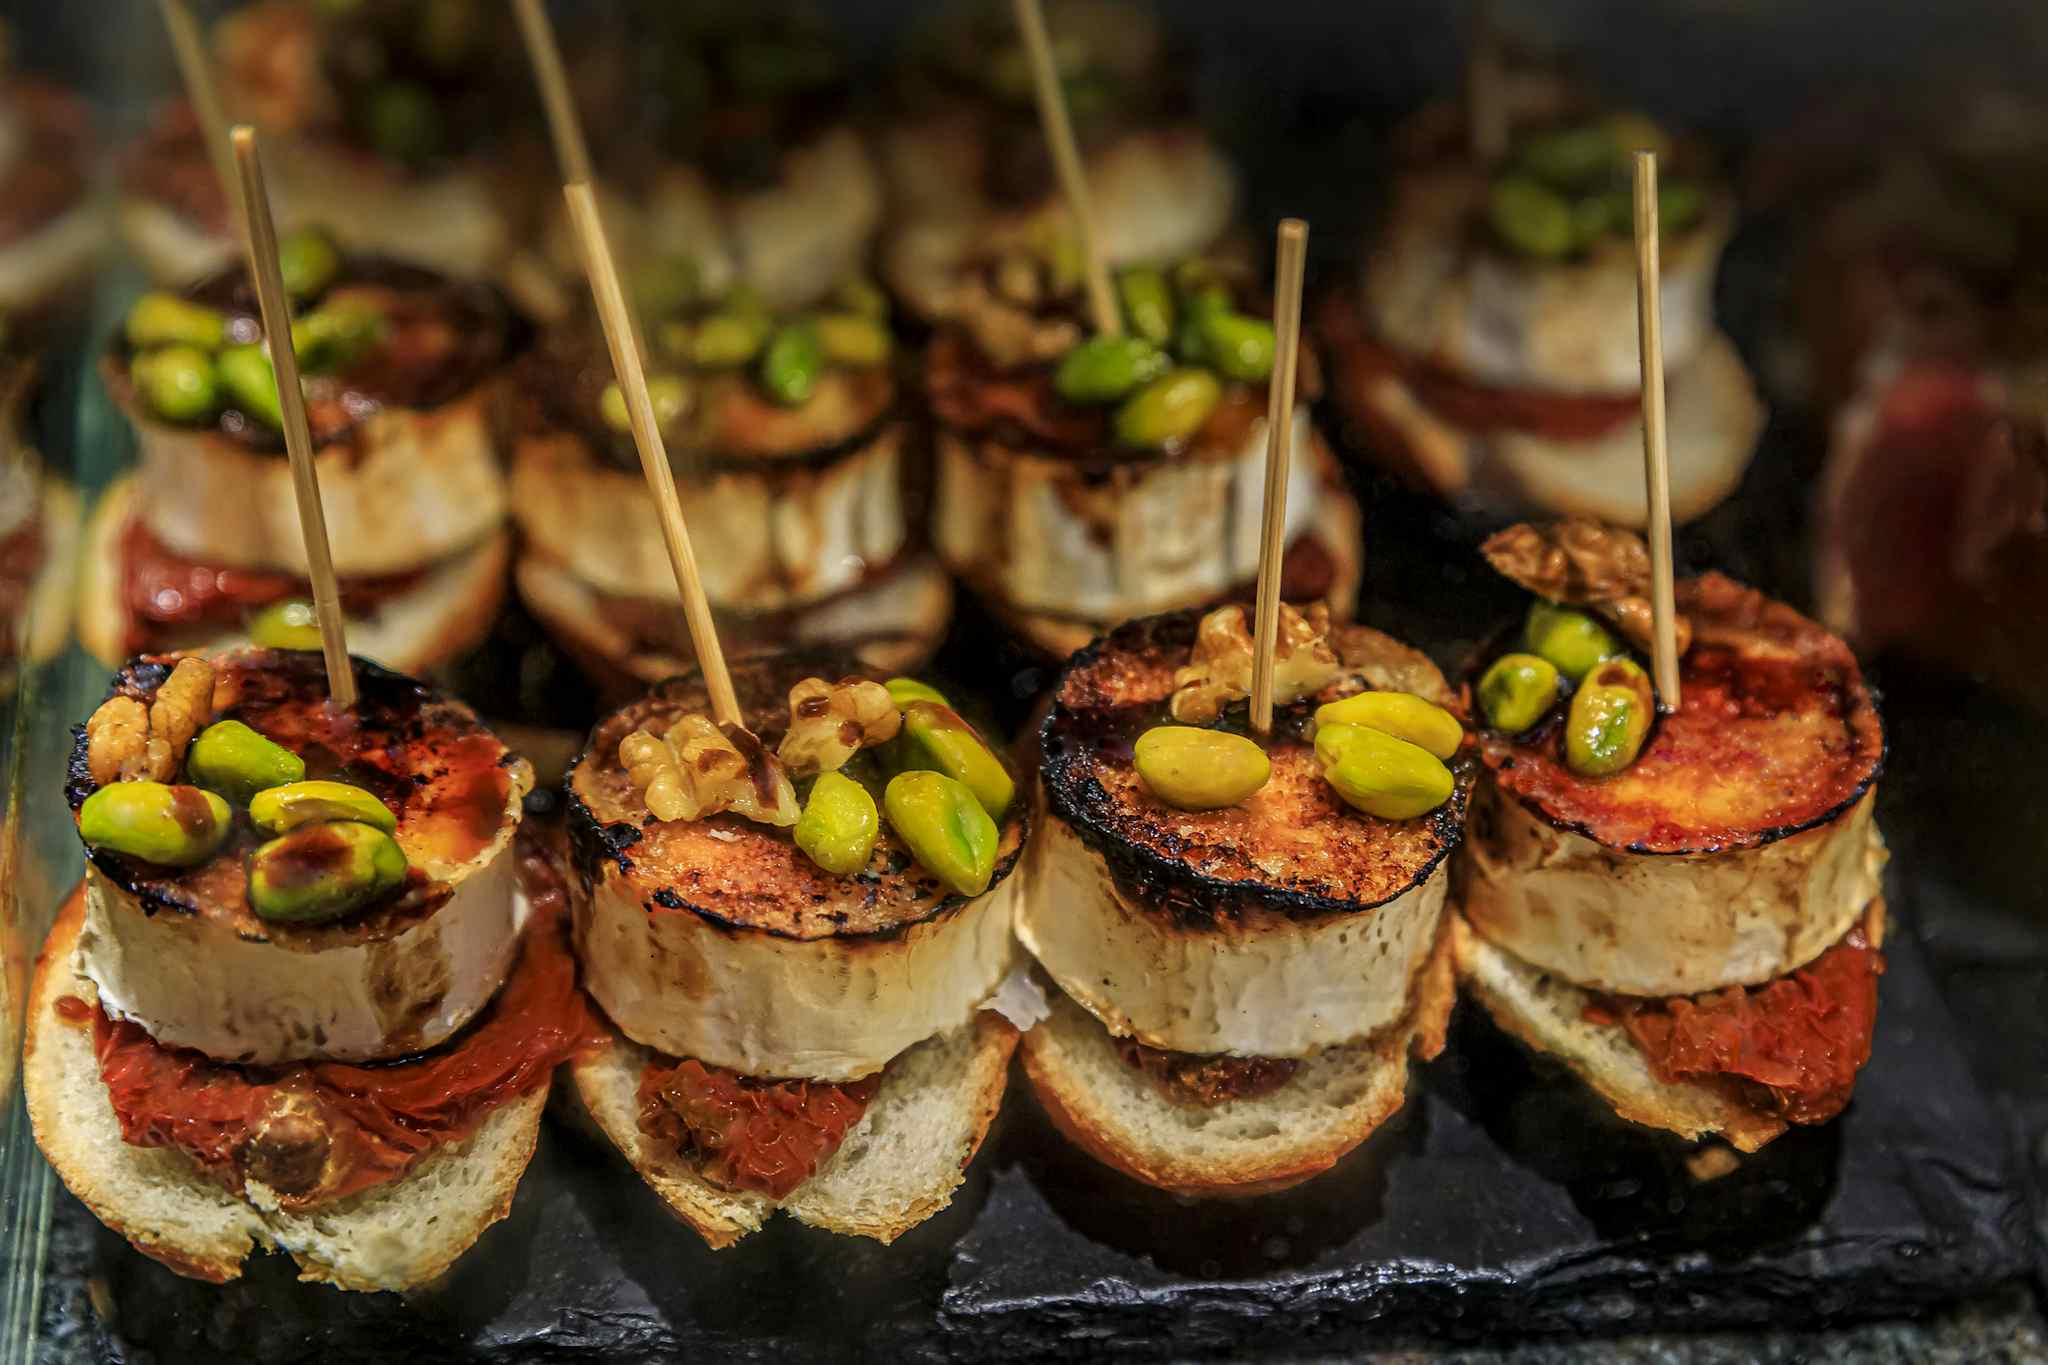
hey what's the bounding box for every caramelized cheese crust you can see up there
[568,651,1025,940]
[1040,611,1468,922]
[1480,573,1883,853]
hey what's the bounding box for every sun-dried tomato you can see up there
[638,1059,879,1199]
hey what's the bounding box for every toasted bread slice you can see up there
[570,1013,1019,1248]
[1018,921,1456,1199]
[79,475,510,675]
[1450,914,1795,1153]
[24,892,547,1290]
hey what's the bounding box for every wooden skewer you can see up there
[1631,150,1682,711]
[230,126,354,709]
[1465,1,1508,164]
[157,0,237,222]
[510,0,593,187]
[1249,218,1310,738]
[1010,0,1121,337]
[564,182,740,729]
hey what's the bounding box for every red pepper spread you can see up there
[1317,290,1641,452]
[121,519,423,649]
[637,1060,880,1200]
[1589,923,1884,1125]
[1115,1037,1300,1107]
[91,887,595,1211]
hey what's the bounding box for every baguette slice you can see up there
[570,1013,1018,1249]
[1019,921,1456,1199]
[24,892,547,1290]
[1450,913,1813,1153]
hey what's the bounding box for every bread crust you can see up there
[25,889,547,1288]
[1019,918,1455,1198]
[1448,912,1848,1153]
[570,1012,1018,1247]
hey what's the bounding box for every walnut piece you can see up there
[621,714,799,827]
[776,677,902,777]
[1170,602,1343,723]
[84,656,218,786]
[1481,520,1693,656]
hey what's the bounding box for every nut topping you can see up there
[85,656,217,786]
[776,677,902,777]
[1169,602,1342,724]
[622,714,800,827]
[1482,519,1693,657]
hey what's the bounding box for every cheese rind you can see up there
[1459,781,1887,996]
[573,864,1022,1084]
[77,840,525,1066]
[1019,814,1449,1057]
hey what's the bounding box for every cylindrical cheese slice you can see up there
[1460,781,1887,997]
[1021,813,1448,1057]
[575,864,1021,1084]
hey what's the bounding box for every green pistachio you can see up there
[630,254,701,320]
[833,275,889,320]
[218,344,284,428]
[125,292,228,351]
[897,701,1014,821]
[812,313,893,367]
[759,322,824,407]
[248,779,398,835]
[600,374,689,432]
[884,677,950,709]
[77,782,232,867]
[1515,124,1622,190]
[794,770,880,876]
[134,345,220,424]
[1314,723,1455,821]
[883,770,999,898]
[361,81,442,166]
[1659,179,1706,235]
[1196,312,1277,384]
[277,227,342,300]
[247,820,408,924]
[1132,725,1270,810]
[1564,656,1654,778]
[1312,691,1463,760]
[1113,367,1221,448]
[1477,652,1561,733]
[1116,267,1176,345]
[1488,176,1577,259]
[691,312,770,368]
[291,302,385,374]
[1053,335,1170,405]
[1522,600,1623,682]
[1571,190,1630,248]
[248,600,322,651]
[186,720,307,806]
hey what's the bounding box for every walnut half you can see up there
[622,714,799,827]
[85,656,217,786]
[1481,520,1693,657]
[1170,602,1343,724]
[776,677,901,777]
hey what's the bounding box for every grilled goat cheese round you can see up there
[1461,573,1887,996]
[1021,612,1467,1058]
[71,651,534,1065]
[567,653,1027,1083]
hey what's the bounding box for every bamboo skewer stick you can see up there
[564,182,740,729]
[1011,0,1121,337]
[1632,150,1682,711]
[230,126,355,709]
[510,0,594,187]
[157,0,237,222]
[1249,218,1310,737]
[1466,2,1508,164]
